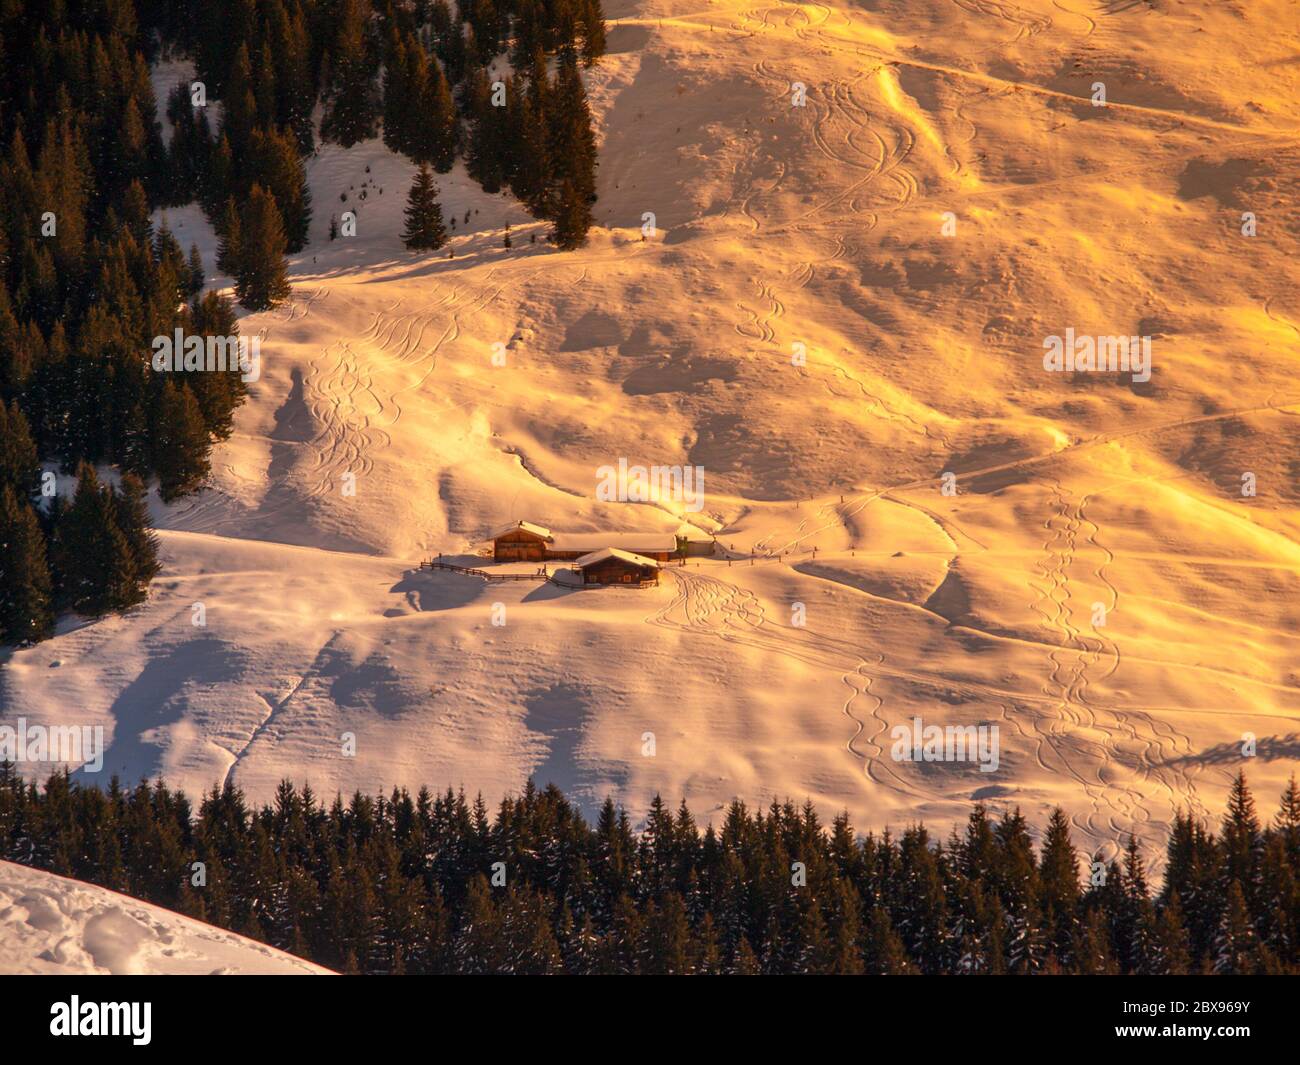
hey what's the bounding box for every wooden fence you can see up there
[419,559,542,581]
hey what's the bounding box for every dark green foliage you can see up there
[578,0,607,66]
[401,165,448,251]
[0,485,55,644]
[233,184,291,311]
[186,243,205,298]
[4,771,1299,975]
[464,68,506,194]
[216,198,243,276]
[320,0,378,148]
[0,400,41,504]
[48,464,147,616]
[152,378,212,501]
[244,126,312,253]
[113,471,161,586]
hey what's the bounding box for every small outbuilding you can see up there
[574,548,661,586]
[674,523,716,558]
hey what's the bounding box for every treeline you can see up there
[0,2,252,645]
[2,765,1297,975]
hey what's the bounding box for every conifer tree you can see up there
[513,92,552,217]
[187,292,248,440]
[221,44,259,152]
[465,69,506,194]
[166,83,210,206]
[414,49,458,172]
[401,165,448,251]
[49,464,137,616]
[1038,807,1081,963]
[1151,891,1193,975]
[245,126,313,254]
[1070,907,1119,974]
[0,400,41,503]
[202,135,235,217]
[545,53,597,245]
[579,0,607,65]
[1222,771,1263,900]
[113,473,160,589]
[321,0,379,147]
[1213,880,1261,975]
[381,34,411,156]
[187,244,205,298]
[216,198,243,276]
[152,379,212,502]
[0,485,54,645]
[234,184,291,311]
[863,905,913,974]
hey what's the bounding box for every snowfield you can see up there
[3,0,1299,871]
[0,861,331,975]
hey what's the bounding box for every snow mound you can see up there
[0,861,332,975]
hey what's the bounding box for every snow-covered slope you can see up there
[3,0,1299,866]
[0,861,331,975]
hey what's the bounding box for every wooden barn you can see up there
[490,521,554,561]
[574,548,661,586]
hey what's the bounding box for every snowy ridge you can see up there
[0,861,331,975]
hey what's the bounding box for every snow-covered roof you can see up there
[489,521,553,541]
[674,523,713,542]
[574,548,663,570]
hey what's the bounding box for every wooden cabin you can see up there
[490,521,554,561]
[574,548,661,586]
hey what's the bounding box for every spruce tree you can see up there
[245,126,313,253]
[863,905,913,974]
[187,244,205,298]
[234,184,291,311]
[465,69,506,194]
[548,50,597,206]
[579,0,607,65]
[113,473,161,589]
[1151,892,1193,975]
[49,464,137,616]
[1276,775,1300,867]
[0,485,55,645]
[401,165,448,251]
[1213,880,1261,975]
[1222,770,1263,900]
[0,400,41,503]
[1038,807,1081,965]
[552,177,592,249]
[153,379,212,502]
[414,49,458,172]
[216,198,243,276]
[1070,907,1119,974]
[221,44,259,152]
[381,34,410,156]
[203,135,235,217]
[321,0,379,147]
